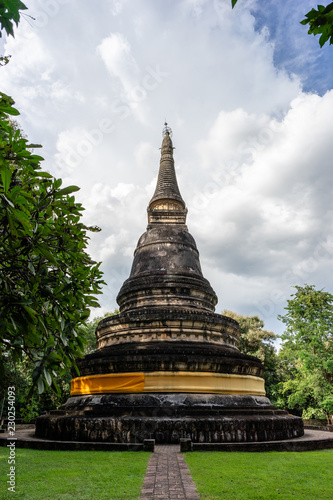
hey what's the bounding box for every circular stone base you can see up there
[35,393,304,443]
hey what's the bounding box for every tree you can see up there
[0,0,27,38]
[222,310,281,402]
[278,285,333,423]
[231,1,333,48]
[0,92,105,394]
[0,2,105,395]
[1,353,72,422]
[300,4,333,47]
[0,311,119,421]
[0,1,27,67]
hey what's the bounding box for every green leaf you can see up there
[37,378,45,394]
[60,333,68,346]
[51,378,61,397]
[29,154,44,163]
[36,245,58,264]
[55,185,80,197]
[27,261,36,275]
[231,0,238,7]
[43,368,52,387]
[73,361,80,377]
[53,178,62,189]
[45,336,55,348]
[1,104,20,116]
[48,352,61,362]
[36,171,52,178]
[0,193,14,207]
[12,208,33,233]
[0,165,12,193]
[319,32,330,47]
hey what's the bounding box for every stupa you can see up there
[36,124,303,443]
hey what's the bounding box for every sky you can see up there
[1,0,333,339]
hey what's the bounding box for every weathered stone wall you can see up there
[35,393,304,444]
[36,413,303,444]
[77,341,264,378]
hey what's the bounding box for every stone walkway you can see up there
[140,445,200,500]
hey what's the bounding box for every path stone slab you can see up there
[140,445,200,500]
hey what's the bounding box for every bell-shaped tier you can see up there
[116,225,218,314]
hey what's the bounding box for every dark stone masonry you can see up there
[36,124,303,443]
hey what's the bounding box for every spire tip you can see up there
[162,122,172,138]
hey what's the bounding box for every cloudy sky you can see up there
[1,0,333,338]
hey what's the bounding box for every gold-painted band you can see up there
[70,373,145,396]
[144,371,265,395]
[70,371,265,396]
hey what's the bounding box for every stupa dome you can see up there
[35,124,303,444]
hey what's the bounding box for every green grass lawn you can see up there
[185,449,333,500]
[0,448,150,500]
[2,447,333,500]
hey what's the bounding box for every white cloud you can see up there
[186,89,333,333]
[1,0,333,336]
[97,32,150,122]
[110,0,128,16]
[3,30,53,77]
[97,33,139,90]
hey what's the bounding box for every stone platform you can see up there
[1,426,333,452]
[35,393,303,444]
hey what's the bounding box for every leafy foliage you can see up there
[0,0,27,38]
[278,285,333,422]
[223,310,281,401]
[0,54,10,67]
[301,3,333,47]
[231,0,333,48]
[0,311,122,420]
[0,92,105,394]
[80,310,118,354]
[0,0,106,400]
[1,354,71,421]
[224,310,276,360]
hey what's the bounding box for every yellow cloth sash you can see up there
[71,373,145,395]
[70,371,265,396]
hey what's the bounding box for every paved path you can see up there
[140,445,200,500]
